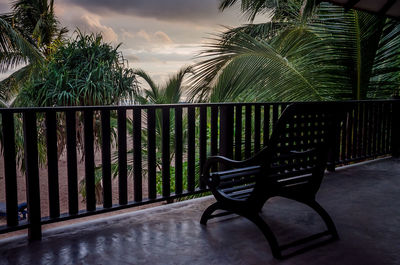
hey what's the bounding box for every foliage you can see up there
[0,17,43,103]
[189,0,400,102]
[102,67,194,199]
[15,31,137,106]
[0,0,67,103]
[4,32,138,204]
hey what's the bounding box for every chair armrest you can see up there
[202,156,261,189]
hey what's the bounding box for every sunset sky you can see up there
[0,0,267,83]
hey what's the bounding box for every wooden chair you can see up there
[200,102,347,259]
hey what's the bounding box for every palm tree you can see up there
[189,0,400,102]
[109,67,193,195]
[133,66,192,165]
[0,0,67,104]
[0,17,43,104]
[133,66,192,104]
[9,0,67,55]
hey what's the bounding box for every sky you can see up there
[0,0,267,84]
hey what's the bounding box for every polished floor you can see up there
[0,158,399,265]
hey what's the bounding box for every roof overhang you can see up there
[324,0,400,19]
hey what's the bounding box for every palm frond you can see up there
[0,17,43,72]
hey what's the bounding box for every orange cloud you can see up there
[81,14,118,43]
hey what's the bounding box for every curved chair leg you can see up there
[305,200,339,240]
[200,202,222,225]
[245,214,282,259]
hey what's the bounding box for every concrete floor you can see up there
[0,158,399,265]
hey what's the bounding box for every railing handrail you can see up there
[0,99,399,112]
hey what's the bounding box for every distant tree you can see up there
[127,67,193,194]
[13,32,138,203]
[16,31,137,107]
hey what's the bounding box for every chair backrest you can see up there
[256,102,348,193]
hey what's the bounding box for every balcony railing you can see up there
[0,100,399,240]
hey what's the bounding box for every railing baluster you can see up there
[147,108,157,199]
[341,113,348,161]
[363,103,369,157]
[210,106,218,156]
[175,107,183,194]
[187,107,196,192]
[366,104,373,156]
[66,110,78,214]
[23,111,41,240]
[133,108,142,202]
[385,102,391,154]
[263,104,270,147]
[118,109,127,205]
[235,105,242,160]
[381,103,388,153]
[334,114,342,164]
[352,104,359,159]
[45,111,60,218]
[84,110,96,211]
[346,108,353,160]
[101,110,112,208]
[199,106,207,189]
[391,100,399,157]
[245,105,252,158]
[377,103,383,154]
[254,105,261,153]
[162,108,170,197]
[357,103,365,158]
[2,112,18,226]
[372,103,378,156]
[272,104,279,127]
[219,105,234,159]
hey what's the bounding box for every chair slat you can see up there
[254,105,261,153]
[245,105,252,158]
[235,105,242,160]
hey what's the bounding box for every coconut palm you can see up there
[10,0,67,54]
[189,0,400,102]
[133,66,192,105]
[108,67,193,195]
[0,17,43,104]
[0,0,67,104]
[133,66,192,164]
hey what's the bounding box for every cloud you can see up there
[122,29,174,45]
[65,0,222,22]
[79,14,118,43]
[0,0,10,13]
[136,29,152,42]
[154,31,173,44]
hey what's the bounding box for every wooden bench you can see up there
[200,102,348,259]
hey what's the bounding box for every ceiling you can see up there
[324,0,400,18]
